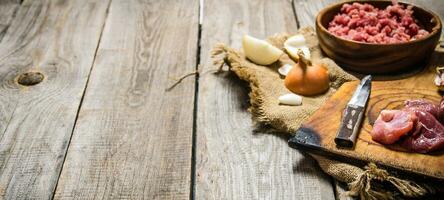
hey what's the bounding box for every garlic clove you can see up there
[242,34,284,65]
[284,34,311,60]
[278,64,293,76]
[278,93,302,106]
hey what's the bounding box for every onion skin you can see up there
[284,51,330,96]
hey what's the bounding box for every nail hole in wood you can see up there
[17,72,44,86]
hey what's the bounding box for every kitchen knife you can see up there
[334,75,372,148]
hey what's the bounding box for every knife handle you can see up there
[335,104,365,148]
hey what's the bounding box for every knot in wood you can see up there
[17,72,44,86]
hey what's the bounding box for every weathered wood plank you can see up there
[0,0,109,199]
[0,0,21,42]
[293,0,338,28]
[54,0,199,199]
[195,0,335,199]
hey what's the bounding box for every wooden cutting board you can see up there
[289,53,444,180]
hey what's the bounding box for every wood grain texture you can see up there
[0,0,109,199]
[0,0,20,42]
[54,0,199,199]
[293,0,339,28]
[196,0,335,199]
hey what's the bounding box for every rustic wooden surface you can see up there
[53,0,199,199]
[0,0,441,199]
[0,0,109,199]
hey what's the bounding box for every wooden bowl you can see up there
[316,0,442,74]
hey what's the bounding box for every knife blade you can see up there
[334,75,372,148]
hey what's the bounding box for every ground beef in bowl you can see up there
[328,0,430,44]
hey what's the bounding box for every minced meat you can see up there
[328,0,429,44]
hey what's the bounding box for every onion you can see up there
[284,50,330,96]
[242,34,283,65]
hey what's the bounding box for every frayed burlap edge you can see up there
[313,155,434,200]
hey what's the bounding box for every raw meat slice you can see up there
[370,110,417,144]
[402,110,444,153]
[404,99,439,117]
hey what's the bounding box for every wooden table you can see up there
[0,0,442,199]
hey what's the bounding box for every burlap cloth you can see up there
[211,27,440,199]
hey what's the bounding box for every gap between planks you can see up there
[0,0,112,199]
[53,0,200,198]
[190,2,204,200]
[50,0,113,199]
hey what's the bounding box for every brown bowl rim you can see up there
[316,0,442,46]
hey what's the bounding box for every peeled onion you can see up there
[242,34,283,65]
